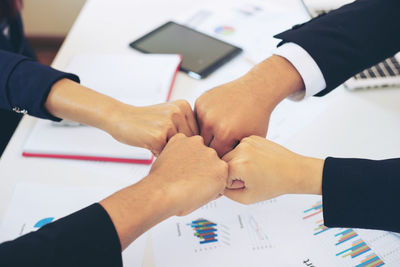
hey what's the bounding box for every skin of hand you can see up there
[194,55,305,157]
[100,134,228,249]
[45,79,198,156]
[222,135,324,204]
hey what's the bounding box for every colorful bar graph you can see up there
[303,202,385,266]
[188,218,218,245]
[335,229,359,245]
[314,222,330,236]
[355,253,385,267]
[303,201,323,220]
[335,234,385,266]
[303,201,331,236]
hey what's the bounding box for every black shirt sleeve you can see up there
[274,0,400,95]
[0,203,123,267]
[0,49,80,121]
[322,157,400,233]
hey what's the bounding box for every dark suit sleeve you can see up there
[274,0,400,95]
[0,49,79,121]
[322,157,400,233]
[0,203,123,267]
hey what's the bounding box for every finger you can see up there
[224,188,249,204]
[166,124,178,142]
[200,127,213,147]
[149,142,163,157]
[210,136,237,157]
[172,113,193,137]
[155,132,184,155]
[167,132,185,144]
[194,105,213,146]
[175,100,199,135]
[221,149,238,162]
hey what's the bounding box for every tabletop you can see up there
[1,0,400,266]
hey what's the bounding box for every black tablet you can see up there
[129,21,242,79]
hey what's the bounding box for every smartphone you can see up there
[129,21,242,79]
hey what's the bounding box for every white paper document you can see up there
[23,53,181,163]
[152,195,400,266]
[0,183,147,267]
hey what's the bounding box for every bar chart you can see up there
[302,200,386,266]
[188,218,219,245]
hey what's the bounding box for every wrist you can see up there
[242,55,305,112]
[139,174,177,219]
[99,174,174,249]
[102,102,134,135]
[143,172,185,219]
[297,156,324,195]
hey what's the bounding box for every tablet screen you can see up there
[130,22,242,78]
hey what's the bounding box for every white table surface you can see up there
[1,0,400,266]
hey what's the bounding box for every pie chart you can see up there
[215,25,235,36]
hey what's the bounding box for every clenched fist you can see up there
[148,134,228,216]
[106,100,198,156]
[223,136,324,204]
[195,55,305,157]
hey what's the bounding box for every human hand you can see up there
[223,136,324,204]
[194,55,305,157]
[146,134,228,216]
[105,100,198,156]
[46,79,198,156]
[99,133,227,249]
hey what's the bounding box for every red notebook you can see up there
[23,53,182,164]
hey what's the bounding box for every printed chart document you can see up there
[152,197,294,267]
[0,183,147,267]
[23,53,181,164]
[152,195,400,266]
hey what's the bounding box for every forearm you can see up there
[45,78,124,132]
[99,175,174,250]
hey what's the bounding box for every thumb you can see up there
[227,179,245,190]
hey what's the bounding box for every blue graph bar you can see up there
[200,239,218,244]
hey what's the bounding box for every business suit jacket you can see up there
[275,0,400,233]
[0,16,123,266]
[0,15,79,155]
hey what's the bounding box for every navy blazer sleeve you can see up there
[322,158,400,233]
[274,0,400,95]
[0,203,123,267]
[0,49,79,121]
[274,0,400,233]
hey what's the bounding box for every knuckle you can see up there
[166,121,176,131]
[191,135,204,143]
[241,136,252,144]
[177,99,191,109]
[174,133,186,140]
[206,147,218,157]
[168,104,181,115]
[215,125,231,140]
[152,130,165,142]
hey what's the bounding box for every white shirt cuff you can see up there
[274,42,326,101]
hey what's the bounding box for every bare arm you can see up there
[45,79,198,155]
